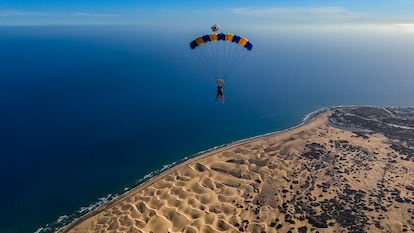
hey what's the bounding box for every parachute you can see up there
[189,25,253,81]
[210,24,220,32]
[189,33,253,51]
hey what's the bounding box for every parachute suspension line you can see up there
[235,44,249,75]
[194,47,210,76]
[221,42,232,78]
[231,44,245,69]
[225,46,249,79]
[222,42,227,78]
[220,41,250,79]
[214,41,221,78]
[203,41,213,73]
[191,49,206,76]
[193,44,215,78]
[212,41,220,78]
[218,41,230,79]
[224,43,235,79]
[221,41,228,78]
[229,43,241,64]
[211,40,217,78]
[223,40,232,78]
[218,40,224,78]
[224,42,238,79]
[216,41,223,78]
[215,39,222,78]
[204,43,217,77]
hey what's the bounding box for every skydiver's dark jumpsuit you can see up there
[216,85,224,102]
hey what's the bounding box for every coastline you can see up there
[57,108,330,232]
[56,106,414,232]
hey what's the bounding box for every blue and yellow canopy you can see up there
[190,33,253,51]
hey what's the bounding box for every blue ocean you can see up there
[0,25,413,233]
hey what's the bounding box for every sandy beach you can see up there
[59,108,414,233]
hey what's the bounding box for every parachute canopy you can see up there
[189,28,253,79]
[189,33,253,51]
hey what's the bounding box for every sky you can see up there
[1,0,414,26]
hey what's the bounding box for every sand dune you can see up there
[59,109,414,233]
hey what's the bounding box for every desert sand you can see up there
[59,108,414,233]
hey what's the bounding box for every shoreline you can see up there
[56,105,414,233]
[58,108,330,232]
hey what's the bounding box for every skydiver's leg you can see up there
[217,92,223,103]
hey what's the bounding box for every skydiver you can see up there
[216,79,224,103]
